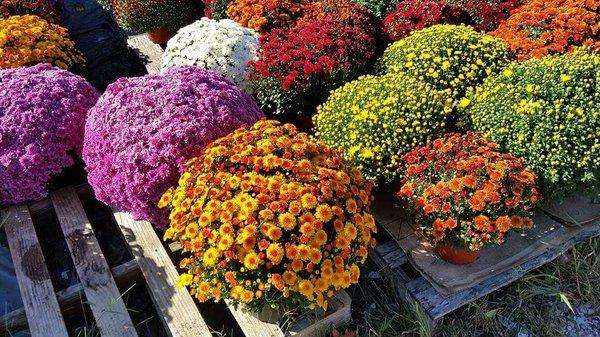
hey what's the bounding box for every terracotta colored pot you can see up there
[436,244,481,265]
[147,26,173,46]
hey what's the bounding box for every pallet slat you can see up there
[2,205,69,337]
[113,211,212,337]
[0,259,142,335]
[229,291,351,337]
[127,34,163,74]
[51,187,138,337]
[370,220,600,321]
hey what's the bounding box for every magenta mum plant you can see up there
[0,63,99,204]
[83,66,264,228]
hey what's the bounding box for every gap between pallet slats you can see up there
[0,259,142,335]
[51,187,138,337]
[2,205,69,337]
[113,211,212,337]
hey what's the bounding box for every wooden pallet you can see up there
[369,195,600,326]
[0,185,351,336]
[127,34,164,74]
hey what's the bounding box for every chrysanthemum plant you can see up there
[396,133,541,258]
[159,120,377,313]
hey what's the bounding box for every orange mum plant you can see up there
[0,15,83,69]
[492,0,599,60]
[226,0,307,32]
[160,120,376,313]
[397,133,541,256]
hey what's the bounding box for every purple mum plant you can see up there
[0,63,99,204]
[83,66,264,228]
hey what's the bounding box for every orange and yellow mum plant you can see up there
[492,0,599,60]
[397,133,541,252]
[226,0,307,32]
[0,15,83,69]
[159,120,376,312]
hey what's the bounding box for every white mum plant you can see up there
[162,18,259,93]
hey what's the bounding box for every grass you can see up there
[355,236,600,337]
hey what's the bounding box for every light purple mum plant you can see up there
[0,63,99,204]
[83,66,264,228]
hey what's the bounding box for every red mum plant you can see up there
[396,133,541,264]
[249,15,376,115]
[382,0,471,41]
[0,0,59,22]
[459,0,522,32]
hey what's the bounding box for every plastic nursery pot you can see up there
[147,26,174,46]
[436,244,482,265]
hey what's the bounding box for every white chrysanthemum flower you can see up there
[162,18,259,93]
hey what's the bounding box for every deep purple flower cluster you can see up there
[0,63,99,204]
[83,66,264,227]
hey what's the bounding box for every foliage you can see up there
[201,0,231,19]
[350,0,399,18]
[314,73,449,183]
[397,132,540,251]
[0,0,58,22]
[464,51,600,199]
[0,64,99,204]
[0,15,83,69]
[382,0,471,41]
[492,0,599,60]
[378,24,509,123]
[162,18,259,93]
[160,120,377,312]
[249,15,376,115]
[226,0,307,33]
[83,66,264,228]
[110,0,198,33]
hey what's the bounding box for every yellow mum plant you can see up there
[378,24,509,123]
[0,15,83,69]
[314,73,449,183]
[159,120,376,313]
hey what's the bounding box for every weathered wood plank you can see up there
[0,259,142,335]
[127,34,164,74]
[228,290,351,337]
[51,187,137,337]
[113,211,212,337]
[227,302,285,337]
[2,205,68,337]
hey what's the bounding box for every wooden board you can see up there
[51,187,138,336]
[0,259,142,334]
[127,34,164,74]
[113,211,212,337]
[2,205,69,337]
[228,291,351,337]
[369,220,600,321]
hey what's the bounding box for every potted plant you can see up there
[101,0,200,45]
[159,120,377,319]
[396,132,541,264]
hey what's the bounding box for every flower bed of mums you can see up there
[83,66,264,228]
[159,120,377,313]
